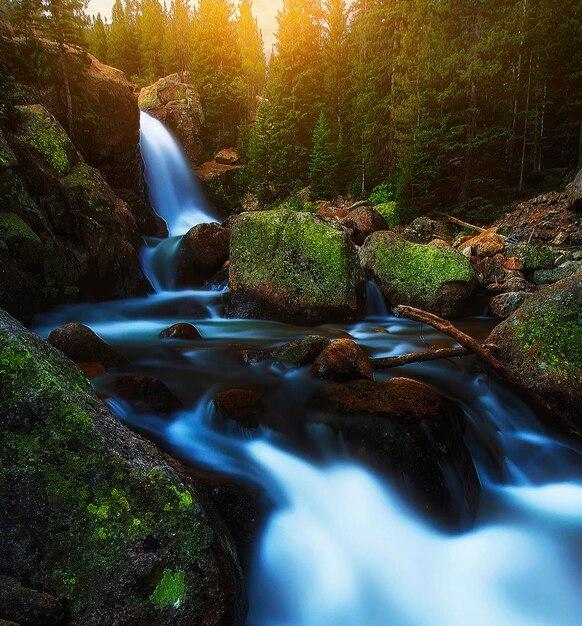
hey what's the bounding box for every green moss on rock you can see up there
[488,276,582,427]
[373,202,400,228]
[0,310,244,625]
[0,129,17,169]
[229,210,364,324]
[0,211,43,266]
[359,232,476,316]
[14,105,76,177]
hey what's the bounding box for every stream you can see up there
[34,112,582,626]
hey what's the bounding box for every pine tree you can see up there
[165,0,191,77]
[87,13,108,62]
[237,0,265,120]
[136,0,167,81]
[310,111,336,198]
[11,0,42,41]
[108,0,140,77]
[41,0,87,134]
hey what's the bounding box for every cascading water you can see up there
[34,115,582,626]
[139,111,220,292]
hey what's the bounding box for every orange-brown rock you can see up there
[317,206,350,220]
[341,206,389,246]
[159,323,201,340]
[461,228,505,258]
[215,148,240,166]
[106,375,183,415]
[312,338,374,382]
[503,256,525,271]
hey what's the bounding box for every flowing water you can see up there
[34,114,582,626]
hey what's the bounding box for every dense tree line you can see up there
[249,0,582,220]
[3,0,581,219]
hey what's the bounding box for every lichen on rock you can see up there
[0,309,245,625]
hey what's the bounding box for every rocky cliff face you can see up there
[0,27,164,320]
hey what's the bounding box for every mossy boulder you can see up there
[487,276,582,430]
[242,335,331,366]
[360,232,476,316]
[0,212,43,267]
[0,309,245,625]
[228,210,364,324]
[11,105,78,178]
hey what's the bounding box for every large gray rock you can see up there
[359,232,476,316]
[487,276,582,430]
[228,210,364,325]
[0,309,245,625]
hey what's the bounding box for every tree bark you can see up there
[371,347,471,369]
[447,215,486,233]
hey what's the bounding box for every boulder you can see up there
[139,73,204,166]
[228,211,364,325]
[532,261,581,285]
[48,322,127,368]
[4,104,148,307]
[489,292,530,319]
[403,217,454,244]
[0,256,42,323]
[310,378,481,529]
[316,206,349,221]
[106,375,183,416]
[175,222,230,286]
[460,228,505,258]
[340,206,389,246]
[0,309,245,625]
[359,232,476,316]
[159,323,201,340]
[73,55,143,191]
[214,389,263,429]
[312,339,374,382]
[487,276,582,427]
[215,148,240,166]
[567,168,582,211]
[242,335,331,366]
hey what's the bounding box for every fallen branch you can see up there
[371,347,470,369]
[447,215,486,233]
[393,305,559,417]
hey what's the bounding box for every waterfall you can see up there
[34,115,582,626]
[139,111,218,237]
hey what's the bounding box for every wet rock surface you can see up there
[310,377,481,529]
[175,222,230,287]
[159,323,202,340]
[312,339,374,382]
[0,309,245,626]
[488,276,582,430]
[242,335,331,366]
[106,375,184,416]
[48,322,127,368]
[340,206,389,246]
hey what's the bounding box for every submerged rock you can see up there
[48,322,127,368]
[214,388,264,429]
[312,338,374,382]
[0,575,66,626]
[0,309,245,625]
[106,375,183,416]
[175,222,230,287]
[488,276,582,429]
[359,232,476,316]
[242,335,331,366]
[311,377,481,529]
[159,323,202,340]
[228,210,364,325]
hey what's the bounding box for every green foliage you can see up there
[309,112,336,199]
[373,202,399,228]
[368,183,395,206]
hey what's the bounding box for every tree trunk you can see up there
[519,51,533,193]
[59,49,74,137]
